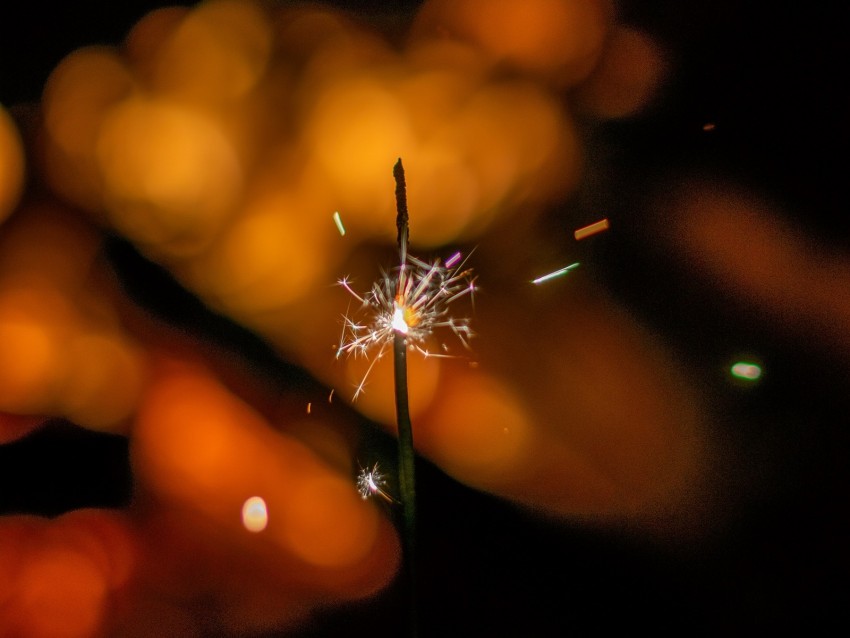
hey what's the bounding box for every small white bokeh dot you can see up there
[242,496,268,532]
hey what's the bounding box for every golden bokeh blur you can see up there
[418,371,530,486]
[0,202,147,434]
[150,0,273,105]
[0,104,25,224]
[411,0,614,85]
[133,358,387,570]
[0,511,136,638]
[14,547,107,638]
[34,0,618,335]
[573,26,668,119]
[95,97,242,258]
[41,46,136,213]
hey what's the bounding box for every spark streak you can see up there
[333,211,346,236]
[531,262,580,284]
[574,218,610,241]
[444,251,462,268]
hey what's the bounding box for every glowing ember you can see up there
[574,218,610,241]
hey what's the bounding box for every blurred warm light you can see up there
[95,97,242,257]
[31,0,605,354]
[416,290,710,526]
[0,202,101,292]
[419,373,529,486]
[0,203,147,432]
[0,286,73,415]
[412,0,613,85]
[342,346,441,426]
[42,47,136,212]
[431,79,582,235]
[242,496,269,532]
[14,548,107,638]
[134,359,384,569]
[0,283,146,432]
[151,0,272,105]
[124,6,190,81]
[0,104,24,224]
[661,181,850,357]
[304,75,416,228]
[60,332,147,431]
[402,145,478,246]
[282,474,381,568]
[192,191,331,313]
[573,26,667,119]
[0,510,136,638]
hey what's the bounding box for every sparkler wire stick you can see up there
[393,158,418,636]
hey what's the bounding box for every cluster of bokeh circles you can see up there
[35,0,662,341]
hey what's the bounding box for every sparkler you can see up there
[336,159,475,637]
[336,253,476,398]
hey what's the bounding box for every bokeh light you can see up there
[133,359,387,570]
[573,26,667,119]
[241,496,268,532]
[41,46,136,213]
[411,0,614,85]
[95,97,242,258]
[0,511,136,638]
[0,203,147,434]
[35,0,610,339]
[0,104,25,224]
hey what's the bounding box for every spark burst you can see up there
[336,251,476,399]
[356,463,396,504]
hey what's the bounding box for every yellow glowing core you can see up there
[391,301,409,334]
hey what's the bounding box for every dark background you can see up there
[1,1,848,635]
